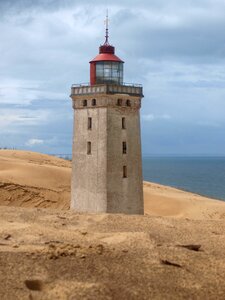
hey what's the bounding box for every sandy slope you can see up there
[0,150,71,209]
[1,150,225,299]
[0,149,225,219]
[0,206,225,299]
[144,181,225,219]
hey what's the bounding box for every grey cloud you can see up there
[142,122,225,156]
[1,0,225,154]
[0,0,74,15]
[112,7,225,61]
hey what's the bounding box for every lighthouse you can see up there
[70,16,144,214]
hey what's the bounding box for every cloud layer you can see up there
[1,0,225,155]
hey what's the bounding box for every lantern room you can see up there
[89,14,124,86]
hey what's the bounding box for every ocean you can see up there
[142,157,225,202]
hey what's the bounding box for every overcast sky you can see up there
[1,0,225,155]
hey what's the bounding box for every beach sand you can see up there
[1,150,225,299]
[1,149,225,220]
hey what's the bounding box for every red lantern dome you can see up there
[89,13,124,85]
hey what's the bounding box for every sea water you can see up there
[142,157,225,202]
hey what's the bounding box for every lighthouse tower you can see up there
[70,17,144,214]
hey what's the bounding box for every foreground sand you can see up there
[1,206,225,299]
[1,150,225,299]
[0,149,225,219]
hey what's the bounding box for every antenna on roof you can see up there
[104,9,109,45]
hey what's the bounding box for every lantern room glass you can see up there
[95,61,123,85]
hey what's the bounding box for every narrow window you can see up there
[83,100,87,106]
[123,166,127,178]
[126,99,131,106]
[88,117,92,130]
[122,142,127,154]
[117,99,122,106]
[87,142,91,155]
[92,99,96,106]
[122,117,126,129]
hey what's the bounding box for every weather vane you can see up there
[104,9,109,45]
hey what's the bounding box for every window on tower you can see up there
[88,117,92,130]
[126,99,131,107]
[83,100,87,106]
[117,99,122,106]
[122,117,126,129]
[122,142,127,154]
[92,99,96,106]
[123,166,127,178]
[87,142,91,155]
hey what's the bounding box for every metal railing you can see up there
[71,82,142,88]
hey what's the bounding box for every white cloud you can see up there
[142,114,171,121]
[26,138,44,146]
[0,79,40,105]
[0,79,67,105]
[0,108,50,129]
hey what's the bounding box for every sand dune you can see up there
[1,206,225,299]
[1,150,225,299]
[0,150,71,209]
[144,181,225,219]
[1,149,225,219]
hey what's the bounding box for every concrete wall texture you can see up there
[71,92,144,214]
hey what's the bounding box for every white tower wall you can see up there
[71,85,144,214]
[106,105,143,214]
[71,107,108,212]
